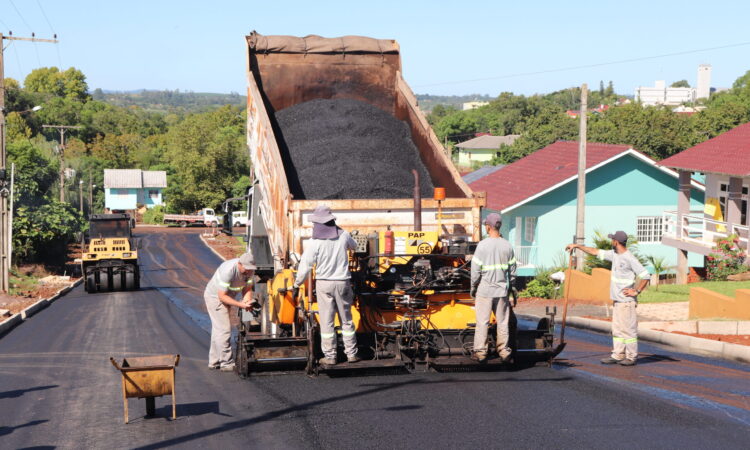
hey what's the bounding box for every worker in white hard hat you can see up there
[294,205,360,365]
[470,213,516,363]
[203,252,257,371]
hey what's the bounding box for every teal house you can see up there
[468,141,705,276]
[104,169,167,211]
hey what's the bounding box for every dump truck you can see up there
[82,213,140,292]
[163,208,219,227]
[238,33,564,376]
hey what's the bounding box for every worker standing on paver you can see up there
[566,230,650,366]
[204,253,256,371]
[470,213,516,363]
[294,205,360,365]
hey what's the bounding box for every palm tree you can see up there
[646,255,670,290]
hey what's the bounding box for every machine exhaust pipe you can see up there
[412,169,422,231]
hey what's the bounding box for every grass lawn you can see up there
[639,280,750,303]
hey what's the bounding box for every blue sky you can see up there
[2,0,750,97]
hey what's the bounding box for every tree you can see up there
[646,255,669,290]
[90,133,142,168]
[6,140,59,207]
[24,67,89,101]
[670,80,690,88]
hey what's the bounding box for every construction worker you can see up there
[204,253,256,371]
[566,230,650,366]
[470,213,516,363]
[293,205,360,365]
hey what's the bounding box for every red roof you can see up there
[660,122,750,176]
[469,141,631,211]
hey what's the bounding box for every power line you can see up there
[8,0,33,33]
[35,0,56,34]
[414,40,750,88]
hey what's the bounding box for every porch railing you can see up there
[662,210,749,248]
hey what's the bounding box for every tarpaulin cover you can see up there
[247,32,399,54]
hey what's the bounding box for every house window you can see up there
[524,217,537,243]
[148,190,159,199]
[636,216,663,243]
[718,182,748,225]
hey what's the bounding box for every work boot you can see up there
[319,357,337,366]
[600,357,622,365]
[471,353,487,364]
[499,352,513,364]
[207,364,220,370]
[347,354,361,364]
[219,363,235,372]
[618,358,637,366]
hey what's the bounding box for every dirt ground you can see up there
[201,228,246,260]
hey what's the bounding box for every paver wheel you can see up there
[179,221,187,228]
[113,272,124,291]
[125,271,136,290]
[235,334,249,379]
[99,271,111,292]
[86,273,96,293]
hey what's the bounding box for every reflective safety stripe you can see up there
[341,330,356,336]
[218,281,230,287]
[598,253,606,261]
[227,286,241,291]
[320,332,335,339]
[246,279,254,285]
[611,276,635,284]
[638,270,650,279]
[481,261,516,271]
[613,337,638,343]
[625,338,638,344]
[473,257,483,266]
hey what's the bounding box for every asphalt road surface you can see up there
[1,228,749,449]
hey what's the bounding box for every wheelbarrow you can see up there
[110,354,180,424]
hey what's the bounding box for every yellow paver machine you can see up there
[235,33,565,377]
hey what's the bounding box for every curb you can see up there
[0,278,83,338]
[526,314,750,365]
[199,234,229,262]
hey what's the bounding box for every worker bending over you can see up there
[204,253,256,371]
[566,230,649,366]
[470,213,516,363]
[294,205,360,365]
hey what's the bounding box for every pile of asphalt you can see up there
[274,98,435,200]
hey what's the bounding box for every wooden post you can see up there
[575,84,588,270]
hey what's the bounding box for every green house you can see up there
[455,134,520,168]
[468,141,705,276]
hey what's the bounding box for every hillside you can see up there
[92,88,246,113]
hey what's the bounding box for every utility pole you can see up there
[0,32,58,293]
[79,180,84,214]
[42,125,82,202]
[575,84,588,271]
[88,174,93,216]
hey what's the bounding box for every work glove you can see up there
[292,284,300,298]
[470,287,477,299]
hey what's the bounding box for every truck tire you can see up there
[113,271,124,291]
[234,222,241,227]
[211,221,218,227]
[125,271,136,290]
[86,273,96,293]
[99,270,111,292]
[180,221,187,228]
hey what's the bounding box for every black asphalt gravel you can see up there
[1,228,749,449]
[275,98,434,200]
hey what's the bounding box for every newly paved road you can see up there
[1,228,749,449]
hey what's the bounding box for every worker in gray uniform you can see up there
[204,253,256,371]
[470,213,516,363]
[294,205,360,365]
[566,230,650,366]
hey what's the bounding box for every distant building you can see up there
[455,134,520,168]
[462,101,489,110]
[566,104,610,118]
[635,65,712,106]
[104,169,167,211]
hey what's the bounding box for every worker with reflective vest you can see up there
[203,253,256,371]
[566,230,650,366]
[294,205,360,365]
[470,213,516,363]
